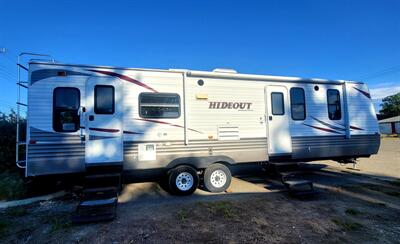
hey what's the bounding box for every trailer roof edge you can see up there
[29,61,364,85]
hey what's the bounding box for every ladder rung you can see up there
[17,63,28,71]
[17,83,28,88]
[17,142,26,145]
[18,81,28,83]
[17,102,27,107]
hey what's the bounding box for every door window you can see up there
[327,89,341,120]
[271,92,284,115]
[95,85,115,114]
[290,88,306,120]
[53,87,80,132]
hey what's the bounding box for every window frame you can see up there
[290,87,306,121]
[271,92,285,116]
[326,89,342,120]
[94,85,115,115]
[52,87,81,132]
[139,92,181,119]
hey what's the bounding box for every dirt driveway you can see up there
[0,138,399,243]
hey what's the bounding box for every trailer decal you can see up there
[134,118,203,134]
[302,123,342,134]
[333,122,364,131]
[353,87,371,99]
[88,127,120,133]
[311,117,346,131]
[31,69,90,83]
[87,69,158,93]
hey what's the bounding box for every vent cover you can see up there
[217,125,240,140]
[212,68,237,74]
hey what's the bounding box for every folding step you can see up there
[73,164,123,224]
[86,164,123,174]
[283,180,314,196]
[280,171,307,180]
[73,198,118,223]
[84,173,121,188]
[269,161,316,197]
[83,186,119,201]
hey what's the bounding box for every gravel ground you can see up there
[0,137,399,243]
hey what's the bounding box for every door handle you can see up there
[269,116,273,121]
[89,115,94,121]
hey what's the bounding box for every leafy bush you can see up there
[0,110,26,172]
[0,110,26,200]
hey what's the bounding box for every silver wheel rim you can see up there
[210,169,227,188]
[176,172,194,191]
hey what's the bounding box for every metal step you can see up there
[79,197,118,208]
[84,173,121,188]
[283,180,314,196]
[83,187,119,200]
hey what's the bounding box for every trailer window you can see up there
[139,93,180,119]
[53,87,80,132]
[95,85,115,114]
[290,88,306,120]
[271,92,284,115]
[327,89,341,120]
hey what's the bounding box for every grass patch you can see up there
[331,218,363,231]
[49,216,72,233]
[205,201,238,219]
[385,191,400,197]
[5,207,28,217]
[0,171,26,200]
[389,179,400,187]
[362,184,400,198]
[176,209,188,221]
[345,208,362,216]
[0,219,11,238]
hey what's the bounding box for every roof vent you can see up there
[212,68,237,74]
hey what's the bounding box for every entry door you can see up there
[265,85,292,156]
[85,77,123,164]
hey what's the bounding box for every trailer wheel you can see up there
[168,165,199,196]
[203,163,232,193]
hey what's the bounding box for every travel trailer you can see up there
[16,58,380,221]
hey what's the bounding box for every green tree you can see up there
[0,110,26,172]
[379,92,400,119]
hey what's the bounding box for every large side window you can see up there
[271,92,284,115]
[139,93,180,119]
[290,87,306,120]
[327,89,341,120]
[53,87,80,132]
[95,85,115,114]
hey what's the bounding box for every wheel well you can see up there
[166,156,235,170]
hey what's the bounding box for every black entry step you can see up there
[84,173,121,188]
[73,164,122,224]
[73,198,118,223]
[268,161,315,197]
[83,187,119,201]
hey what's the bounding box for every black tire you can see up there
[203,163,232,193]
[167,165,199,196]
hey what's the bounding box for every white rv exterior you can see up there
[25,61,380,182]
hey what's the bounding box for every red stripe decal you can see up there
[135,118,203,134]
[89,127,120,133]
[353,87,371,99]
[123,130,144,135]
[88,69,158,93]
[311,117,345,131]
[333,122,364,131]
[349,125,364,131]
[303,124,342,134]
